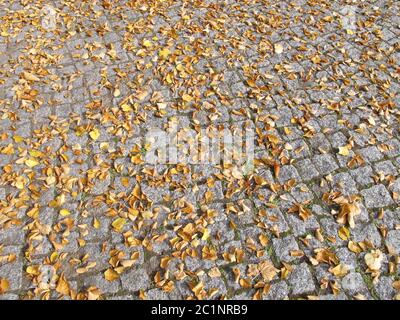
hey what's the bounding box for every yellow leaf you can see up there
[121,177,130,187]
[112,217,126,232]
[208,267,221,278]
[131,251,140,261]
[56,193,66,206]
[29,150,43,157]
[25,158,39,168]
[142,211,153,219]
[93,218,100,229]
[338,226,350,240]
[121,104,132,112]
[27,206,40,219]
[136,90,148,101]
[50,252,59,263]
[121,260,135,268]
[143,39,152,48]
[113,88,121,97]
[56,274,70,296]
[367,116,376,126]
[239,278,252,288]
[348,241,362,254]
[78,238,85,247]
[104,268,119,281]
[59,209,71,216]
[393,281,400,291]
[15,176,26,189]
[133,184,141,198]
[191,281,204,296]
[231,166,243,179]
[338,146,350,156]
[131,154,143,164]
[13,135,24,143]
[1,144,14,155]
[182,93,193,102]
[22,71,40,82]
[99,142,109,151]
[159,48,171,59]
[46,176,56,185]
[259,234,269,246]
[166,73,173,84]
[26,265,40,275]
[329,263,349,277]
[89,128,100,140]
[87,287,101,300]
[201,228,210,241]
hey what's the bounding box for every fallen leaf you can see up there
[338,226,350,241]
[159,48,171,59]
[59,209,71,216]
[182,93,193,102]
[112,218,126,232]
[258,260,278,282]
[338,146,350,156]
[0,278,9,294]
[104,268,119,281]
[143,39,153,48]
[329,263,349,277]
[89,128,100,140]
[337,202,361,228]
[56,274,70,296]
[25,158,39,168]
[22,71,40,82]
[364,250,383,271]
[274,43,284,54]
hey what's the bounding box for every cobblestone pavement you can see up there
[0,0,400,300]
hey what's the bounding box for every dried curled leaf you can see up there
[89,128,100,140]
[104,268,119,281]
[338,226,350,240]
[364,250,383,272]
[337,202,361,228]
[112,218,126,232]
[338,146,350,156]
[329,263,349,277]
[0,278,9,294]
[259,260,278,282]
[22,71,40,82]
[56,274,70,296]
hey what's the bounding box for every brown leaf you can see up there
[258,260,278,282]
[337,202,361,228]
[56,274,70,296]
[0,278,9,294]
[104,268,120,281]
[329,263,349,277]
